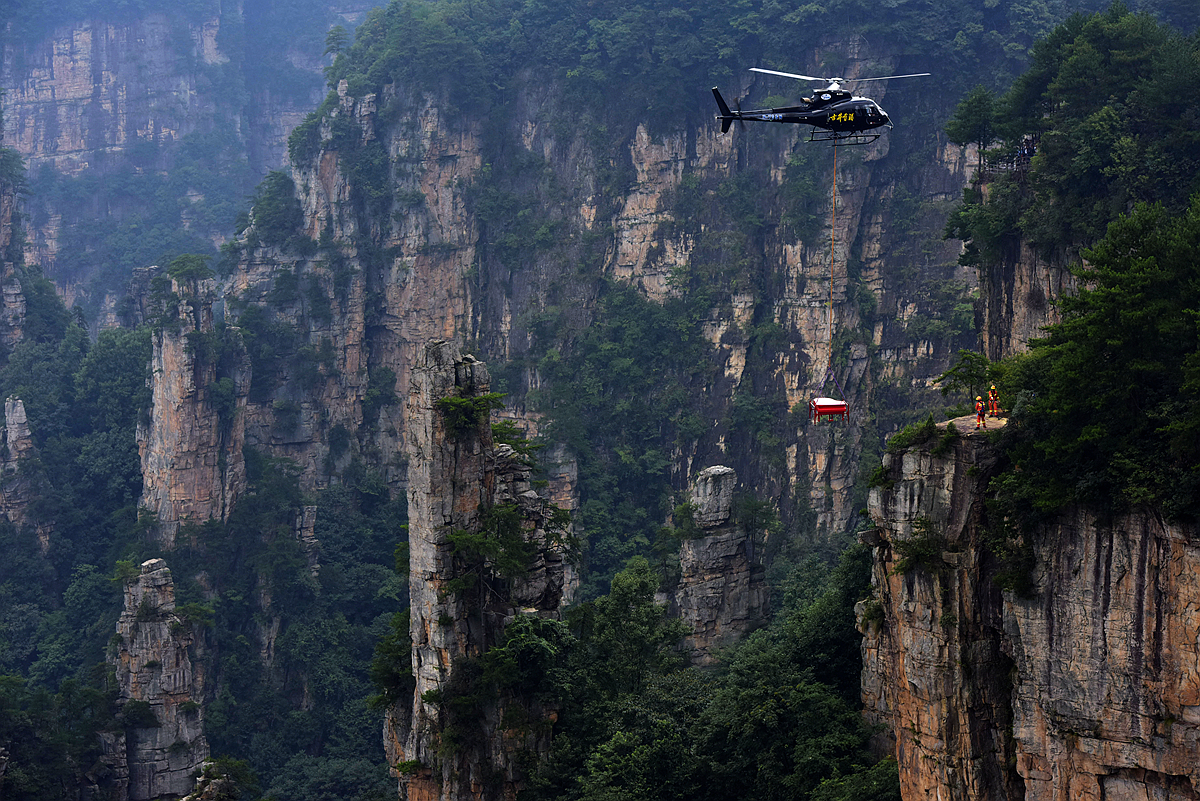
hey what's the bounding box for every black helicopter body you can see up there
[712,87,889,135]
[714,67,929,143]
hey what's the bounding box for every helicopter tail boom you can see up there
[712,87,735,133]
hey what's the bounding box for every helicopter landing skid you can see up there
[808,129,883,146]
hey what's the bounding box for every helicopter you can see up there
[713,67,930,144]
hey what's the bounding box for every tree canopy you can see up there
[524,548,896,801]
[997,198,1200,519]
[947,5,1200,258]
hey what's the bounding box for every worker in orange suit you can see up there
[976,396,986,429]
[988,385,1001,418]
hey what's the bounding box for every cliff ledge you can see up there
[863,417,1200,801]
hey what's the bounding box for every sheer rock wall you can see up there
[221,47,977,548]
[137,278,250,546]
[863,417,1200,801]
[224,80,482,493]
[976,198,1077,360]
[0,10,329,292]
[0,162,24,358]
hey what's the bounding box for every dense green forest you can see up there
[1,0,1198,799]
[0,259,404,798]
[945,6,1200,522]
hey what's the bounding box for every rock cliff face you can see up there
[385,341,568,801]
[669,465,770,666]
[0,6,337,303]
[219,45,977,550]
[977,180,1077,360]
[223,80,482,495]
[2,15,222,174]
[0,157,24,354]
[863,416,1200,801]
[109,558,209,801]
[137,277,250,546]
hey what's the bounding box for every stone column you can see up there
[109,558,209,801]
[671,465,770,666]
[388,341,569,801]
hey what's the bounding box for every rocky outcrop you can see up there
[3,395,34,463]
[109,558,209,801]
[386,341,569,801]
[1006,508,1200,800]
[669,465,770,666]
[181,762,238,801]
[137,278,250,546]
[863,415,1200,801]
[0,396,45,541]
[977,197,1077,360]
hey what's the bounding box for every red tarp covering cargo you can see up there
[809,397,848,423]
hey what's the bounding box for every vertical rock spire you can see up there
[108,558,209,801]
[388,340,569,801]
[137,276,250,546]
[669,465,770,666]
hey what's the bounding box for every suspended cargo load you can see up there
[809,397,848,423]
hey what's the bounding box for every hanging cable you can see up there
[808,141,848,423]
[825,143,840,393]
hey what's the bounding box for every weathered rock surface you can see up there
[0,157,25,366]
[669,465,770,666]
[0,261,25,353]
[109,558,209,801]
[0,396,45,541]
[978,223,1077,361]
[0,9,330,294]
[224,82,482,495]
[386,341,569,801]
[863,417,1200,801]
[137,278,250,546]
[214,44,977,551]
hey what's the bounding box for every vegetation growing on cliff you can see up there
[311,0,1185,135]
[0,675,117,800]
[946,5,1200,260]
[27,129,255,297]
[996,199,1200,519]
[945,7,1200,521]
[0,269,406,799]
[6,0,1200,798]
[140,453,405,800]
[531,282,718,598]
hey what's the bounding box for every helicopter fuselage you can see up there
[714,88,891,134]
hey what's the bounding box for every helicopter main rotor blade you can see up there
[749,67,832,83]
[750,67,932,84]
[849,72,932,82]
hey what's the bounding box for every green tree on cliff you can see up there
[945,85,997,170]
[948,6,1200,259]
[999,198,1200,518]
